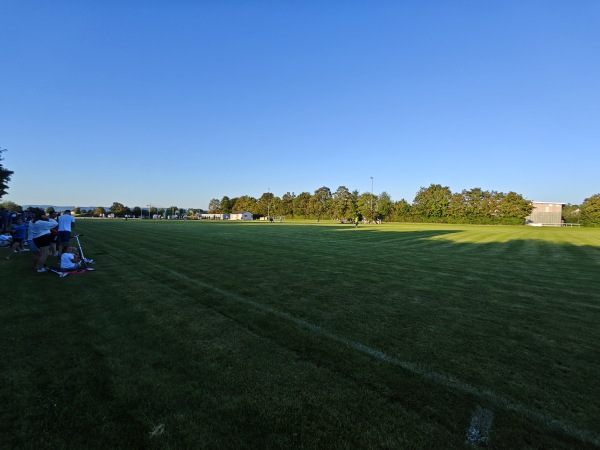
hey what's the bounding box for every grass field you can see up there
[1,219,599,449]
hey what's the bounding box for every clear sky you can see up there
[1,1,598,209]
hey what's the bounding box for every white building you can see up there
[230,211,253,221]
[198,213,230,220]
[525,202,565,226]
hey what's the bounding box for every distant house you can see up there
[230,211,253,221]
[525,202,565,226]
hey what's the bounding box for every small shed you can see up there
[230,211,253,221]
[525,202,565,226]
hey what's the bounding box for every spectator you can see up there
[60,246,82,271]
[26,217,40,258]
[30,211,58,272]
[57,210,75,254]
[5,217,28,259]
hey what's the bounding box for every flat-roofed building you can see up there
[230,211,253,221]
[525,202,565,226]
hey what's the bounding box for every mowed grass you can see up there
[1,220,599,449]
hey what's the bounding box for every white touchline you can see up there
[466,406,494,447]
[166,269,600,447]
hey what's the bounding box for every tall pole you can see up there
[370,176,374,220]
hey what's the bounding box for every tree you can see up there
[392,199,412,222]
[166,206,178,218]
[562,204,580,224]
[208,198,221,213]
[580,194,600,227]
[293,192,311,218]
[348,190,359,219]
[493,191,533,224]
[332,186,353,220]
[270,196,283,216]
[109,202,127,216]
[26,206,44,216]
[255,192,274,217]
[45,206,56,214]
[309,186,332,220]
[0,201,22,212]
[220,196,234,214]
[356,192,372,221]
[132,206,142,218]
[461,187,492,222]
[448,192,468,223]
[281,192,295,218]
[412,184,452,221]
[377,191,393,221]
[232,195,256,213]
[0,148,14,200]
[93,207,106,217]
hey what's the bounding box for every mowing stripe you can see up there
[165,268,600,447]
[465,406,494,447]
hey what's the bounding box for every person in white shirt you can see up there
[30,211,59,272]
[57,210,75,254]
[60,246,82,271]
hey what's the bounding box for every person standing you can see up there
[30,211,58,272]
[5,217,28,259]
[57,210,75,254]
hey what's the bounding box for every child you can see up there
[60,246,83,271]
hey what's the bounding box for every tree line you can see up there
[205,185,600,226]
[205,184,533,225]
[3,186,600,226]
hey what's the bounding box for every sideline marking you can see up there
[166,269,600,447]
[466,406,494,447]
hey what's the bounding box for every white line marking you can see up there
[166,269,600,447]
[466,406,494,447]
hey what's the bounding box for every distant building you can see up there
[230,211,253,221]
[525,202,565,226]
[199,213,230,220]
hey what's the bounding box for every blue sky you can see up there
[1,1,598,209]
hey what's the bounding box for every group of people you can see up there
[2,209,83,272]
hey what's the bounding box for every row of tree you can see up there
[3,187,600,226]
[70,204,196,219]
[205,185,600,226]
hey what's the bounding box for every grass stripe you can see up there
[162,267,600,447]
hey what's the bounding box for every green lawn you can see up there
[1,220,599,449]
